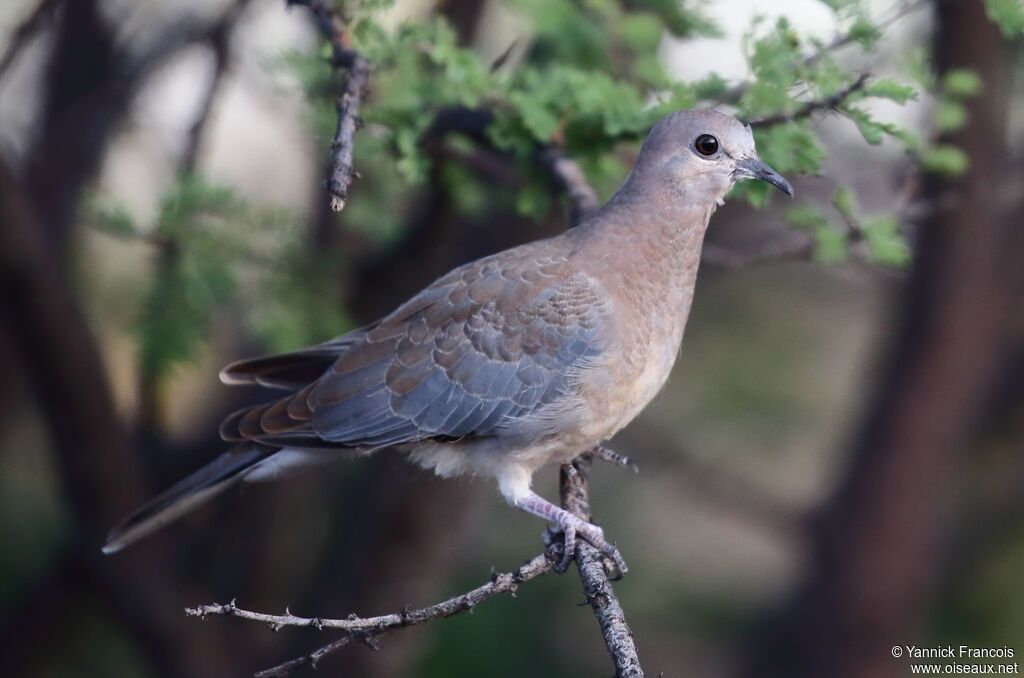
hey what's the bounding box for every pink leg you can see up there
[514,490,628,575]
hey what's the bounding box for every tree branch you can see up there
[185,448,646,677]
[541,146,600,226]
[288,0,370,212]
[186,548,560,677]
[560,454,645,677]
[748,71,870,128]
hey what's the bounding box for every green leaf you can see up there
[831,186,858,220]
[942,69,983,98]
[692,73,729,99]
[844,106,900,145]
[984,0,1024,37]
[922,145,968,175]
[509,91,561,142]
[740,18,802,117]
[620,12,664,51]
[787,204,829,231]
[863,78,917,104]
[90,202,138,238]
[731,178,773,208]
[394,124,430,182]
[862,216,910,267]
[935,99,967,132]
[848,15,882,47]
[753,121,827,175]
[890,126,924,154]
[515,179,552,220]
[787,204,848,263]
[634,0,720,37]
[814,226,850,264]
[921,144,969,176]
[351,18,389,54]
[632,54,672,88]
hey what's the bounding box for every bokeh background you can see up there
[1,0,1022,677]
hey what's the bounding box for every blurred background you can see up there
[0,0,1022,676]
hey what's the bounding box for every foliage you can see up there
[984,0,1024,37]
[89,0,956,397]
[88,176,350,382]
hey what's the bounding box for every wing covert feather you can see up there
[220,245,611,449]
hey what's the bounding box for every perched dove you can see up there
[104,110,793,571]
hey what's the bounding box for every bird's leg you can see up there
[514,490,628,575]
[583,444,639,473]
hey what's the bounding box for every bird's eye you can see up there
[694,134,719,157]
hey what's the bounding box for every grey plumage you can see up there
[104,109,792,563]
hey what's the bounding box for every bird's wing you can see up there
[219,244,611,449]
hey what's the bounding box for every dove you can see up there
[104,109,793,573]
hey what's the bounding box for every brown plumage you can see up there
[104,110,792,568]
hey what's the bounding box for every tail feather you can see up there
[102,445,272,554]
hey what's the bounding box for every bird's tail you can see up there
[102,444,273,554]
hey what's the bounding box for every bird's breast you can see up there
[578,278,694,442]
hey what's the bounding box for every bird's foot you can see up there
[522,492,628,577]
[548,516,626,577]
[583,445,639,474]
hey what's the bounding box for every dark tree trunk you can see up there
[22,0,118,248]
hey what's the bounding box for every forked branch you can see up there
[186,448,643,677]
[187,548,560,677]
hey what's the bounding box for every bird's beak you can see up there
[734,157,794,197]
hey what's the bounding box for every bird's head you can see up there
[631,109,793,206]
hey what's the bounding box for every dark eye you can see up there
[694,134,719,157]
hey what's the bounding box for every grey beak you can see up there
[735,157,793,197]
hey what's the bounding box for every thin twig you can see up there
[748,71,870,128]
[0,0,62,82]
[186,458,645,677]
[187,548,560,677]
[560,456,644,677]
[287,0,370,211]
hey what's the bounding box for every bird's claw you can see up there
[546,519,628,577]
[554,523,576,573]
[585,445,639,474]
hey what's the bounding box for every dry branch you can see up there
[288,0,370,211]
[185,446,646,677]
[561,454,644,677]
[187,548,559,677]
[541,146,601,226]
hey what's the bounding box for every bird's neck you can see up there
[574,175,717,287]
